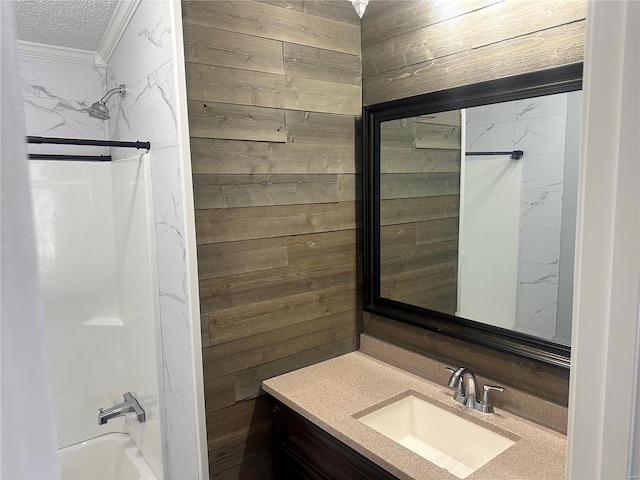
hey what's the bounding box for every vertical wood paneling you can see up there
[184,1,361,478]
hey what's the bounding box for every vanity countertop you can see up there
[262,352,566,480]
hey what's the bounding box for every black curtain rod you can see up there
[465,150,524,160]
[26,136,151,150]
[29,154,112,161]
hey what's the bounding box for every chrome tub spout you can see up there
[98,392,145,425]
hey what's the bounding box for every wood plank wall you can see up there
[362,0,586,105]
[182,1,361,478]
[379,112,461,312]
[362,0,586,405]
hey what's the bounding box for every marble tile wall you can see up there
[21,55,165,478]
[19,56,108,156]
[108,1,201,478]
[19,0,203,476]
[466,93,569,339]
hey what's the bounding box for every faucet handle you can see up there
[445,366,466,402]
[480,385,504,413]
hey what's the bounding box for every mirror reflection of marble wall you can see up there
[379,92,581,346]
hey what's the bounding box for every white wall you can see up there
[29,156,163,476]
[458,154,522,329]
[107,1,206,477]
[555,91,582,345]
[30,161,122,448]
[567,1,640,478]
[112,154,163,477]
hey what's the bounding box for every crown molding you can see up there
[97,0,141,63]
[17,40,106,66]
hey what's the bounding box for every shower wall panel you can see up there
[30,161,123,448]
[28,155,163,477]
[111,154,163,477]
[108,0,206,477]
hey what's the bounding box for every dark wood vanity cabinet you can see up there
[270,396,399,480]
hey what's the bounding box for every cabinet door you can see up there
[281,450,326,480]
[271,397,399,480]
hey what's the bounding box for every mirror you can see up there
[364,64,583,369]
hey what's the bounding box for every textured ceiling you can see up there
[13,0,118,51]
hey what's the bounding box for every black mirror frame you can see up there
[363,63,583,371]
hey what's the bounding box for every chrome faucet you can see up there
[446,367,504,413]
[98,392,145,425]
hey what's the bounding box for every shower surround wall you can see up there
[20,0,207,477]
[20,52,166,477]
[19,56,107,156]
[107,1,206,477]
[28,151,162,477]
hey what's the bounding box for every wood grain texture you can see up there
[362,0,584,77]
[234,337,357,401]
[182,0,360,55]
[199,230,358,312]
[284,43,361,86]
[199,260,356,312]
[206,397,273,476]
[197,237,288,280]
[380,195,460,225]
[361,0,503,48]
[184,24,285,74]
[186,63,361,115]
[190,138,357,174]
[380,239,459,276]
[254,0,361,25]
[363,313,570,405]
[380,172,460,200]
[184,2,361,477]
[202,310,357,378]
[207,284,357,346]
[364,21,585,105]
[415,217,460,245]
[471,0,587,48]
[380,262,458,299]
[381,147,460,173]
[193,174,340,208]
[195,202,358,244]
[204,374,237,411]
[286,110,357,145]
[188,101,286,142]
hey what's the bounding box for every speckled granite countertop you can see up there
[262,352,566,480]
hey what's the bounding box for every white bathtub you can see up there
[58,433,158,480]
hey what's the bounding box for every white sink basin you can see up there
[356,393,516,479]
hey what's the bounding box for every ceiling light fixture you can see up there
[351,0,368,18]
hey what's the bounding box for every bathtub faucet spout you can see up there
[98,392,145,425]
